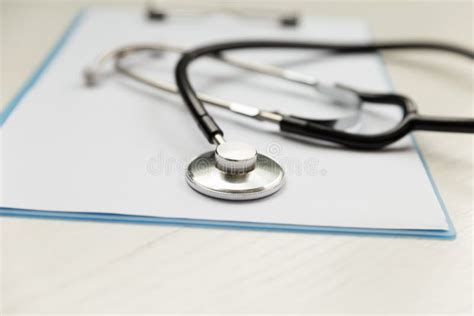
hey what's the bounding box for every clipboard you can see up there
[0,8,455,239]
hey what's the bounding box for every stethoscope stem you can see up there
[213,133,226,145]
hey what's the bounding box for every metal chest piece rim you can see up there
[185,141,285,200]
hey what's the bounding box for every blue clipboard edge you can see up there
[0,10,85,126]
[0,207,455,239]
[0,9,455,240]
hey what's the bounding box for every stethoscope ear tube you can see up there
[280,110,474,150]
[279,115,412,150]
[277,90,417,149]
[411,115,474,133]
[175,40,473,148]
[176,52,224,143]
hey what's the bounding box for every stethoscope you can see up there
[85,43,362,128]
[86,40,474,201]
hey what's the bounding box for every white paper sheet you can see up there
[0,8,449,230]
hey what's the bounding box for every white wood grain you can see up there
[0,1,472,314]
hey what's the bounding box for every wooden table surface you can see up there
[1,1,472,314]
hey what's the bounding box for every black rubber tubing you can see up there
[174,40,473,145]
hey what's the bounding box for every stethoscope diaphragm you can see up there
[185,141,285,200]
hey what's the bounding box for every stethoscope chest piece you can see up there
[185,141,285,200]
